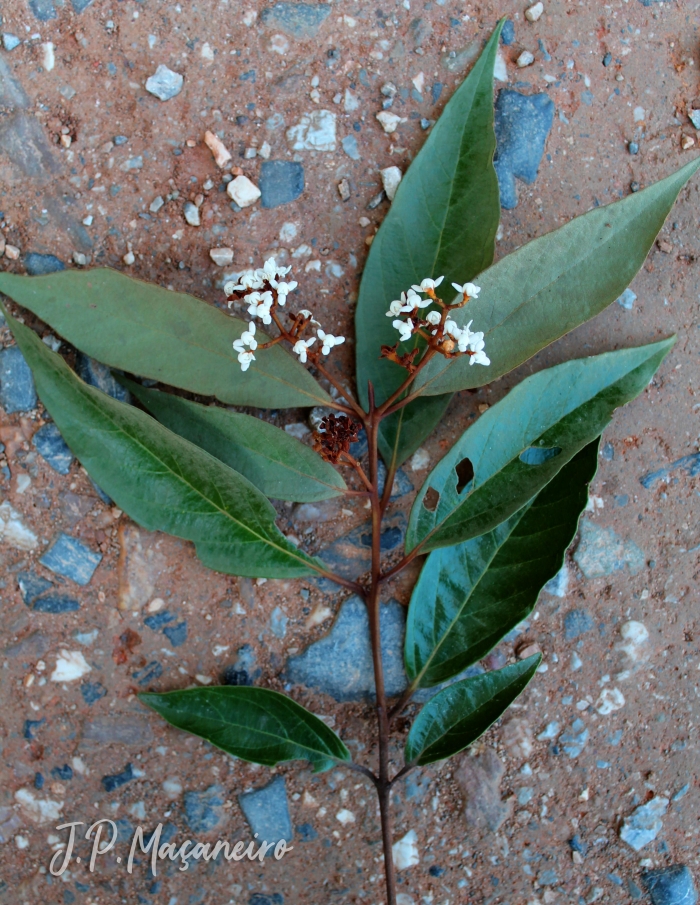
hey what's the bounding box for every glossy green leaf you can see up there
[414,156,700,396]
[405,656,540,765]
[405,440,599,688]
[0,268,330,409]
[140,686,350,773]
[3,306,321,579]
[355,22,504,465]
[124,379,346,503]
[407,338,673,553]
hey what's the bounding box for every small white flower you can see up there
[444,318,462,340]
[411,275,444,294]
[451,281,481,298]
[256,257,291,284]
[226,270,264,293]
[470,349,490,366]
[237,350,256,371]
[233,322,258,354]
[299,309,321,325]
[386,299,404,317]
[425,310,441,325]
[393,318,414,342]
[293,337,317,363]
[317,329,345,355]
[273,279,298,305]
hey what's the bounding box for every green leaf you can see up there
[3,306,321,579]
[407,337,673,553]
[0,268,330,409]
[123,379,346,503]
[404,656,540,766]
[414,156,700,396]
[405,440,599,688]
[140,686,350,773]
[355,21,504,464]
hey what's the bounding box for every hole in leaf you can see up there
[423,487,440,511]
[519,446,563,466]
[455,457,475,494]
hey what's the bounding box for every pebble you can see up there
[574,520,645,578]
[18,570,80,613]
[149,196,164,213]
[0,501,38,550]
[145,65,184,101]
[342,135,361,160]
[163,621,187,647]
[222,644,259,686]
[2,34,21,51]
[184,784,225,833]
[380,165,402,201]
[286,110,336,151]
[455,748,512,832]
[393,830,420,870]
[80,715,153,748]
[616,288,637,310]
[40,533,102,585]
[259,160,305,208]
[501,19,515,44]
[410,447,430,471]
[564,609,593,640]
[559,718,589,758]
[595,687,625,715]
[493,51,508,82]
[642,865,698,905]
[183,201,200,226]
[376,111,406,133]
[80,681,107,704]
[76,353,130,402]
[629,141,639,155]
[525,2,544,22]
[227,174,261,208]
[517,51,535,68]
[543,563,568,597]
[688,109,700,130]
[493,89,554,209]
[209,247,234,266]
[51,650,91,682]
[681,135,695,150]
[0,346,37,414]
[238,777,292,845]
[260,2,331,38]
[14,789,63,825]
[4,244,19,260]
[620,796,669,851]
[337,178,351,201]
[270,606,288,639]
[204,130,232,167]
[72,252,88,266]
[102,764,135,792]
[502,718,533,763]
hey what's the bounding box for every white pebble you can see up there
[209,247,234,266]
[279,222,298,243]
[204,130,232,168]
[0,501,38,549]
[72,252,88,266]
[162,778,183,799]
[244,147,257,159]
[147,597,165,613]
[376,111,406,133]
[15,835,29,850]
[15,789,63,825]
[227,175,261,208]
[183,201,200,227]
[494,51,508,82]
[393,829,420,870]
[633,106,646,122]
[150,196,165,213]
[258,141,272,159]
[410,447,430,471]
[525,2,544,22]
[123,250,135,265]
[517,51,535,68]
[200,42,214,62]
[82,215,93,226]
[380,165,402,201]
[595,687,625,715]
[336,809,355,826]
[51,650,91,682]
[4,244,19,260]
[42,42,55,71]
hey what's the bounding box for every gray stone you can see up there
[542,564,568,597]
[286,110,336,151]
[238,777,292,845]
[559,718,589,758]
[642,866,698,905]
[80,715,153,748]
[183,201,200,226]
[409,17,432,47]
[184,784,226,833]
[315,513,406,591]
[40,533,102,585]
[270,606,288,639]
[616,288,637,310]
[688,110,700,130]
[76,353,130,402]
[17,571,80,614]
[0,113,60,180]
[342,135,361,160]
[574,520,645,578]
[145,65,184,101]
[222,644,259,686]
[501,19,515,44]
[442,41,481,74]
[286,595,407,701]
[259,160,305,208]
[0,347,37,414]
[2,34,21,52]
[28,0,57,20]
[260,3,331,39]
[33,423,74,475]
[640,453,700,490]
[620,796,669,851]
[455,748,512,833]
[493,90,555,209]
[564,609,593,640]
[72,0,97,11]
[24,253,66,276]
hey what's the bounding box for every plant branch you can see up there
[345,761,379,784]
[388,684,417,722]
[389,763,415,787]
[315,359,367,421]
[379,546,422,584]
[313,567,364,597]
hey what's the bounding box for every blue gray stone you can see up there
[259,161,305,209]
[543,564,568,597]
[501,20,515,44]
[72,0,97,11]
[620,796,669,851]
[132,661,163,685]
[102,763,135,792]
[270,606,288,639]
[184,784,225,833]
[145,65,183,101]
[163,621,187,647]
[640,453,700,490]
[75,354,130,401]
[24,253,66,276]
[40,534,102,585]
[0,112,60,180]
[0,347,37,413]
[341,135,361,160]
[559,718,589,758]
[574,520,645,579]
[315,513,405,592]
[33,423,74,475]
[493,90,555,209]
[2,35,21,52]
[238,777,292,845]
[144,610,176,631]
[295,822,317,841]
[564,609,593,640]
[260,3,331,38]
[642,866,698,905]
[17,571,81,613]
[80,681,107,705]
[222,644,259,686]
[249,896,284,905]
[52,764,73,781]
[24,718,45,739]
[616,288,637,310]
[29,0,57,20]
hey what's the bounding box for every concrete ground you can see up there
[0,1,698,904]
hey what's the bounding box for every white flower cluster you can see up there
[385,276,489,366]
[226,258,345,371]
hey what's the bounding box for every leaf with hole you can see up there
[405,439,599,688]
[404,656,540,765]
[0,268,330,409]
[140,686,350,773]
[407,337,673,553]
[3,305,322,579]
[413,156,700,396]
[354,22,504,466]
[124,379,346,503]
